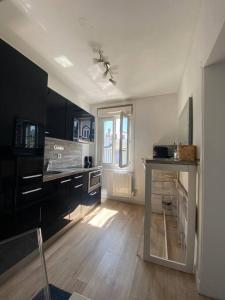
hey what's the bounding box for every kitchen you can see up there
[1,1,225,300]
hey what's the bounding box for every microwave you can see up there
[153,145,176,159]
[14,119,44,155]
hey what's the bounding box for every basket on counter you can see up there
[177,145,196,161]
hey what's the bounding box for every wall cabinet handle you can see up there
[22,187,42,195]
[22,174,42,179]
[60,179,72,184]
[74,175,83,179]
[90,191,97,196]
[74,184,83,189]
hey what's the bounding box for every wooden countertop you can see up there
[143,158,197,166]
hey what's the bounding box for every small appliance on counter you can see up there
[153,145,176,159]
[84,156,93,168]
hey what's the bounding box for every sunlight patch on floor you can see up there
[87,208,118,228]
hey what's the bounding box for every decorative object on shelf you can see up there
[177,144,196,161]
[93,49,117,85]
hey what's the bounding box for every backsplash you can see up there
[44,137,89,170]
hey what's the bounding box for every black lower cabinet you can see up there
[0,172,101,243]
[82,187,101,217]
[0,204,42,276]
[69,177,83,223]
[41,178,71,241]
[0,204,41,241]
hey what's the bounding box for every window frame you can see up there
[119,111,129,168]
[101,117,114,165]
[100,114,130,169]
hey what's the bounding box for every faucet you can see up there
[46,159,53,171]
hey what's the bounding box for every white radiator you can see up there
[112,172,133,198]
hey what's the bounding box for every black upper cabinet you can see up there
[0,39,48,147]
[46,88,67,139]
[66,101,82,141]
[66,101,95,143]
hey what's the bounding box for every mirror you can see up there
[149,169,187,264]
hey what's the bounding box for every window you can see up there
[82,125,90,139]
[103,119,113,164]
[101,112,130,168]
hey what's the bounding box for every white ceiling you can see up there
[0,0,200,104]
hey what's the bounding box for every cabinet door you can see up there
[69,174,84,222]
[82,187,101,217]
[45,88,67,139]
[66,101,82,141]
[41,178,71,240]
[0,39,48,147]
[77,110,95,142]
[90,116,95,142]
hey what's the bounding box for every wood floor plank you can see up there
[0,200,212,300]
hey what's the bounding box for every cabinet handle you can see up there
[90,191,97,196]
[74,175,83,179]
[60,179,72,184]
[45,131,50,134]
[93,174,101,178]
[22,174,42,179]
[22,187,42,195]
[74,184,83,189]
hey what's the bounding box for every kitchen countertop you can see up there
[43,166,102,182]
[143,158,197,166]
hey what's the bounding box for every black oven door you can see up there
[88,170,102,193]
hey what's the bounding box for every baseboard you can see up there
[106,196,144,206]
[196,270,201,292]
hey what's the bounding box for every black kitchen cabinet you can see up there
[66,101,82,141]
[73,111,95,143]
[45,88,67,139]
[69,173,84,222]
[66,101,95,143]
[41,178,71,235]
[82,187,101,217]
[0,39,48,147]
[0,203,42,241]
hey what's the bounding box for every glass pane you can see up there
[120,115,128,166]
[149,170,187,264]
[73,118,79,141]
[25,124,36,148]
[0,229,50,300]
[79,119,91,140]
[103,119,113,163]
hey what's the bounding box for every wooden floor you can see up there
[0,200,212,300]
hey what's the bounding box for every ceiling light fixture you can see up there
[93,50,117,85]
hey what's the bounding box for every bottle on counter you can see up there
[173,142,179,160]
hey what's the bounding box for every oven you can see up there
[88,169,102,193]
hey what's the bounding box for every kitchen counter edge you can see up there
[43,166,102,182]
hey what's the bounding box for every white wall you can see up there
[133,94,178,203]
[200,63,225,300]
[91,94,178,204]
[178,1,225,298]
